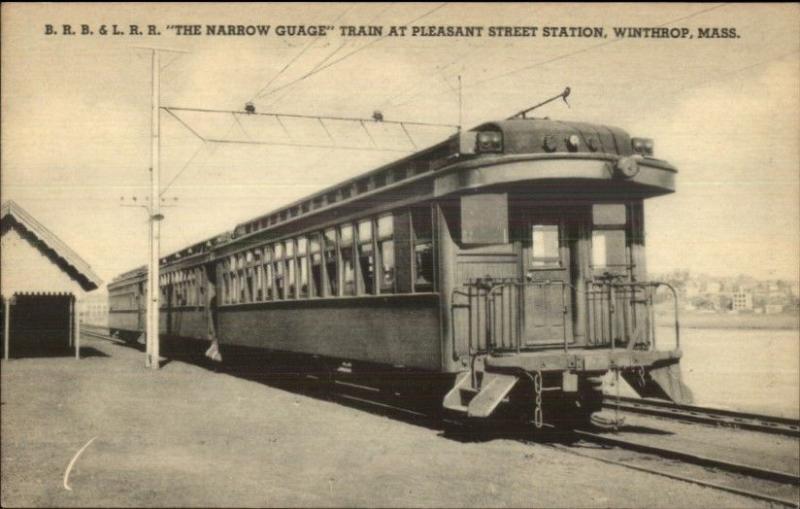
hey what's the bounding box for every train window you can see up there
[309,234,322,297]
[254,252,263,301]
[245,266,255,303]
[461,193,509,244]
[324,228,339,296]
[232,268,238,304]
[592,230,627,271]
[225,258,234,304]
[274,243,285,299]
[593,204,627,226]
[531,225,561,267]
[377,214,395,293]
[264,246,274,300]
[221,273,229,305]
[340,224,356,296]
[231,272,239,304]
[239,255,247,303]
[357,219,375,294]
[412,207,434,291]
[592,204,628,275]
[197,269,203,305]
[175,273,182,306]
[298,237,309,298]
[285,240,296,299]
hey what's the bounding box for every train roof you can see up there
[225,117,651,241]
[116,116,667,277]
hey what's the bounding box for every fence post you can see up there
[74,296,80,360]
[3,297,10,360]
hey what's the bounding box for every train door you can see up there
[586,202,642,347]
[521,208,574,345]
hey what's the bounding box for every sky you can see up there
[2,3,799,287]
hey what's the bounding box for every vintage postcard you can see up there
[2,3,799,507]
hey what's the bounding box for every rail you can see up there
[451,278,680,359]
[603,395,800,438]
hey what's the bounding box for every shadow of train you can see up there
[98,331,584,445]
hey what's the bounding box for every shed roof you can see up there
[1,201,103,291]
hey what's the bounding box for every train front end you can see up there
[439,117,693,428]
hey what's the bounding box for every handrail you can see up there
[654,281,680,350]
[450,278,680,359]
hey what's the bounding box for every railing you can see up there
[451,278,679,359]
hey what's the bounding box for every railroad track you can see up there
[604,395,800,438]
[80,325,125,344]
[567,429,799,508]
[80,327,798,507]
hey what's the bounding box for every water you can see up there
[610,327,800,419]
[678,327,800,418]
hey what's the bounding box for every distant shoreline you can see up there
[657,311,800,331]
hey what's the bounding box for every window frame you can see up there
[590,202,631,276]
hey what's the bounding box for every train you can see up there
[108,115,693,428]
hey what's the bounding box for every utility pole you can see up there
[133,46,187,370]
[147,48,161,369]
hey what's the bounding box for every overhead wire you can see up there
[392,3,730,108]
[260,3,397,109]
[160,115,238,195]
[248,4,356,102]
[254,3,448,102]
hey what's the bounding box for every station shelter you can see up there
[1,201,102,359]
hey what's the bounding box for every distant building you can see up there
[731,291,753,311]
[765,304,785,314]
[1,201,102,358]
[684,281,701,299]
[78,292,109,327]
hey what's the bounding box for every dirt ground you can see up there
[0,336,773,508]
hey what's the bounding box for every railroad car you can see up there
[108,116,693,427]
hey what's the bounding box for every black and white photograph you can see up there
[1,3,799,507]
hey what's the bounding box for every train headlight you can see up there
[476,131,503,153]
[566,134,580,151]
[613,156,640,178]
[543,135,558,152]
[631,137,654,157]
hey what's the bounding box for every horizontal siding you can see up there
[167,308,207,340]
[109,310,141,332]
[218,295,441,371]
